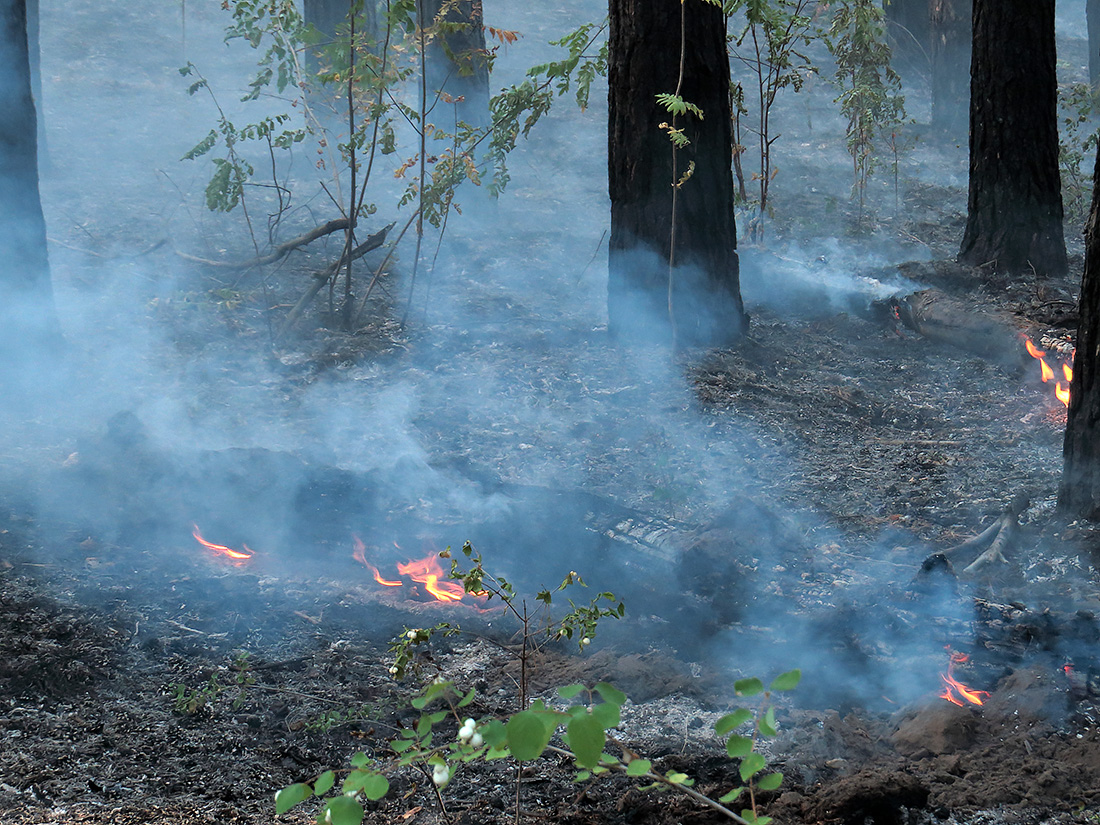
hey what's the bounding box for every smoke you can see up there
[0,0,1092,721]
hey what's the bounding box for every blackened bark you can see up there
[1089,0,1100,86]
[608,0,746,347]
[929,0,970,136]
[1060,148,1100,518]
[958,0,1066,278]
[0,0,60,360]
[421,0,489,130]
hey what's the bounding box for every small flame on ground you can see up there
[191,525,254,563]
[352,536,484,606]
[1024,337,1074,408]
[938,651,990,707]
[352,535,402,586]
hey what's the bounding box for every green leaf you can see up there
[590,701,620,730]
[506,710,554,761]
[594,682,626,707]
[760,707,777,738]
[756,772,783,791]
[323,794,365,825]
[739,753,766,782]
[457,687,477,708]
[565,713,606,770]
[558,684,586,700]
[361,773,390,801]
[719,786,745,803]
[726,734,754,758]
[666,771,693,786]
[391,738,415,753]
[734,677,764,697]
[274,783,311,814]
[625,758,652,776]
[481,718,507,748]
[769,670,801,691]
[715,709,753,735]
[575,770,591,782]
[313,770,335,795]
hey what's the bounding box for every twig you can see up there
[175,218,350,270]
[277,222,394,339]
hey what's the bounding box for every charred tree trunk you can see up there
[1090,0,1100,87]
[421,0,489,131]
[883,0,930,72]
[929,0,970,136]
[958,0,1067,278]
[608,0,746,348]
[0,0,60,363]
[1061,149,1100,519]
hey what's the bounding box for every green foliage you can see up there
[825,0,906,226]
[276,550,796,825]
[169,653,256,715]
[1059,82,1100,229]
[727,0,819,231]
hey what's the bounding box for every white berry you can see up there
[469,732,483,748]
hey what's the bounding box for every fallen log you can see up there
[176,218,351,270]
[875,288,1027,371]
[919,493,1030,578]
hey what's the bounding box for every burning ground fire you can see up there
[353,535,487,607]
[1025,337,1073,408]
[191,525,253,564]
[939,651,990,707]
[190,528,487,607]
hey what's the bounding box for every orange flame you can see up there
[352,535,403,586]
[397,556,467,602]
[1024,339,1046,359]
[191,525,253,562]
[1024,338,1073,408]
[353,537,485,606]
[938,651,990,707]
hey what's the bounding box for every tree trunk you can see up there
[1089,0,1100,87]
[958,0,1066,278]
[1060,148,1100,519]
[608,0,746,348]
[883,0,930,71]
[421,0,489,131]
[929,0,970,136]
[0,0,60,362]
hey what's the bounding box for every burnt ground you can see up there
[7,1,1100,824]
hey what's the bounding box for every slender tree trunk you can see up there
[1061,148,1100,519]
[608,0,746,347]
[883,0,930,72]
[1089,0,1100,88]
[929,0,970,136]
[958,0,1066,278]
[0,0,60,362]
[420,0,489,131]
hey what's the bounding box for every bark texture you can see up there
[608,0,746,347]
[958,0,1067,278]
[1060,148,1100,519]
[421,0,489,131]
[1090,0,1100,87]
[929,0,970,136]
[0,0,59,360]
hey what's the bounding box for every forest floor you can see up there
[5,1,1100,824]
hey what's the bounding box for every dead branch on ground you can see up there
[176,218,351,270]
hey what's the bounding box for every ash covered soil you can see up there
[6,0,1100,824]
